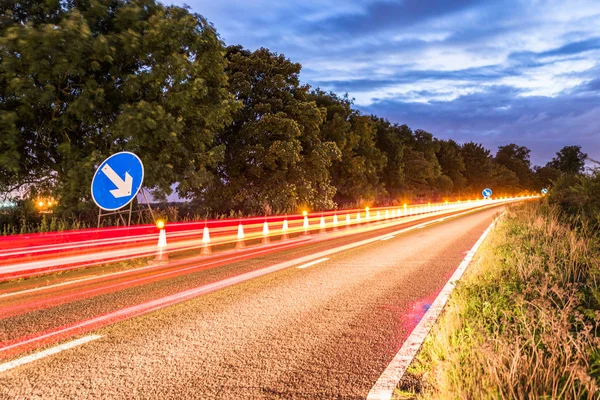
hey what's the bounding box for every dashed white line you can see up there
[296,258,329,269]
[0,335,102,373]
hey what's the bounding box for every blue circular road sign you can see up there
[541,188,548,194]
[482,188,492,198]
[91,152,144,211]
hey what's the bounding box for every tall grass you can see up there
[403,202,600,399]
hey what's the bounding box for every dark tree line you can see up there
[0,0,589,217]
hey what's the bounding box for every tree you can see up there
[372,117,410,201]
[534,165,560,189]
[205,48,340,214]
[1,0,236,213]
[435,139,466,194]
[461,142,493,192]
[495,144,533,189]
[548,145,587,175]
[309,91,386,206]
[401,130,441,198]
[490,163,519,194]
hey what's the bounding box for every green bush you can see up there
[549,169,600,232]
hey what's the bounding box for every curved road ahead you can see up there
[0,204,504,399]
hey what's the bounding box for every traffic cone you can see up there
[201,226,211,255]
[356,212,361,224]
[319,216,326,234]
[236,223,246,249]
[345,213,351,228]
[332,214,339,231]
[385,210,389,219]
[282,219,289,240]
[261,221,270,245]
[303,215,310,236]
[365,208,371,221]
[376,211,381,221]
[155,227,168,263]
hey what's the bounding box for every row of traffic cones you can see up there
[153,203,456,263]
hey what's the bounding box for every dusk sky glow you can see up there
[169,0,600,166]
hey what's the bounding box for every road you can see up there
[0,204,505,399]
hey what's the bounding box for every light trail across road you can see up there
[0,198,530,281]
[0,201,520,398]
[0,201,509,357]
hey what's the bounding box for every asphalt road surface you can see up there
[0,205,505,399]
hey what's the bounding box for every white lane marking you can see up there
[1,206,510,356]
[0,335,102,373]
[0,276,106,299]
[366,214,503,400]
[1,201,511,299]
[0,238,315,300]
[380,236,395,241]
[296,258,329,269]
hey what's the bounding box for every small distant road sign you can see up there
[541,188,548,194]
[91,152,144,211]
[482,188,492,198]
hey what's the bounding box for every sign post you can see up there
[482,188,492,199]
[91,152,145,227]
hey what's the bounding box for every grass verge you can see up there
[396,201,600,399]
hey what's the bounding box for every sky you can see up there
[169,0,600,167]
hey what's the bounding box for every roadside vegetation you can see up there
[397,170,600,399]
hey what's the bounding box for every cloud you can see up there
[359,86,600,165]
[308,0,489,36]
[168,0,600,164]
[583,77,600,91]
[539,37,600,58]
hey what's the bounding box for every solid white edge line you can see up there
[0,334,102,373]
[380,236,395,241]
[366,213,503,400]
[296,258,329,269]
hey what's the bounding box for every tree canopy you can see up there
[548,145,587,175]
[0,0,590,217]
[1,0,236,213]
[203,47,340,214]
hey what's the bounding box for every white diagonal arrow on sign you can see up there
[101,164,133,198]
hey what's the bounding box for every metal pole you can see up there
[141,189,156,223]
[128,200,133,226]
[118,212,127,226]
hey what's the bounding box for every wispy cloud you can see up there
[170,0,600,163]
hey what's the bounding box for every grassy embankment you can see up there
[397,177,600,399]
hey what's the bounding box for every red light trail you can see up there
[0,198,535,362]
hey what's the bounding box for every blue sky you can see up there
[169,0,600,166]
